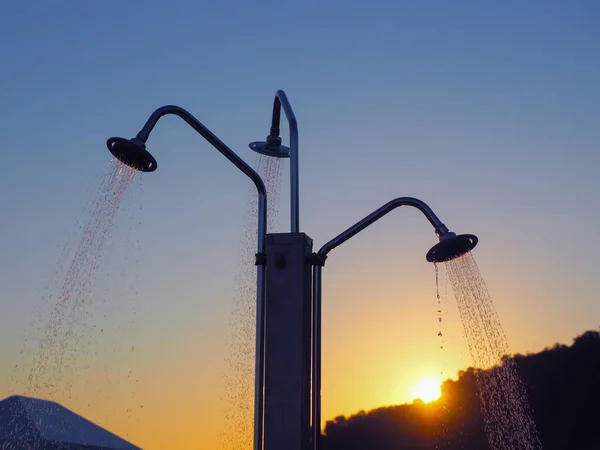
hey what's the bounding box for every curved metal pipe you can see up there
[270,91,300,233]
[133,105,268,450]
[135,105,266,199]
[318,197,448,257]
[311,197,449,450]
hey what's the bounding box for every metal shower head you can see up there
[106,137,157,172]
[249,137,291,158]
[426,232,478,263]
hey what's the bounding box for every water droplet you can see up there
[434,262,440,300]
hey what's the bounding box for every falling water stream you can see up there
[443,252,542,450]
[24,160,139,400]
[220,154,284,449]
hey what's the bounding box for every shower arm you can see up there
[318,197,449,258]
[134,105,268,450]
[268,90,300,233]
[135,105,265,199]
[310,196,448,450]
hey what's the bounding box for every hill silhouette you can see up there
[321,330,600,450]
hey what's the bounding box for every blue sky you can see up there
[1,1,599,447]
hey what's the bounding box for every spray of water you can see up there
[445,252,542,450]
[72,170,145,425]
[220,154,284,448]
[23,160,139,401]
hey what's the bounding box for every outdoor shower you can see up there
[107,92,478,450]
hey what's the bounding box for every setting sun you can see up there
[410,377,441,403]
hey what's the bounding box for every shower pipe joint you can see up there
[255,253,267,266]
[307,253,327,267]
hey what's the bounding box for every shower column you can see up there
[263,232,313,450]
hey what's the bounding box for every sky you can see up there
[1,1,599,448]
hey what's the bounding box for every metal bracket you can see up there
[306,252,327,267]
[255,252,267,266]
